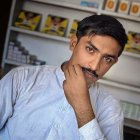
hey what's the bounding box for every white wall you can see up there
[15,0,140,104]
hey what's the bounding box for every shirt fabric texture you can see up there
[0,65,124,140]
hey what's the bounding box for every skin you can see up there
[62,34,121,128]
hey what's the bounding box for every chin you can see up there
[83,71,100,86]
[86,78,96,87]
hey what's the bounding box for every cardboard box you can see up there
[129,2,140,16]
[105,0,118,12]
[68,19,79,38]
[15,10,41,31]
[41,15,68,37]
[124,31,140,54]
[117,0,130,14]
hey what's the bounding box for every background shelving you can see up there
[1,0,140,131]
[10,26,140,59]
[1,0,140,105]
[31,0,140,22]
[10,26,70,43]
[98,79,140,93]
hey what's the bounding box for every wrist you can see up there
[74,103,95,128]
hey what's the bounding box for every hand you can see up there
[63,64,95,127]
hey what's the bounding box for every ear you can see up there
[69,35,78,51]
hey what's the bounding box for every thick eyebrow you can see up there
[87,41,118,60]
[87,41,98,51]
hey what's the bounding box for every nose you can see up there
[88,54,101,71]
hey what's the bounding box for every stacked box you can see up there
[121,101,140,121]
[7,41,46,65]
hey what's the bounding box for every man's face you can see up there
[68,35,121,86]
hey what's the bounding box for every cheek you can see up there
[99,64,113,76]
[72,48,88,63]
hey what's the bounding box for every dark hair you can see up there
[76,15,127,56]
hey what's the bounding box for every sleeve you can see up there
[79,119,105,140]
[78,110,123,140]
[101,109,124,140]
[0,68,21,130]
[78,86,124,140]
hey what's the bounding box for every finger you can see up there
[68,65,77,77]
[72,65,78,75]
[73,64,83,76]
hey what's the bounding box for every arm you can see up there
[63,64,123,140]
[63,64,95,127]
[79,115,123,140]
[0,69,20,129]
[78,87,124,140]
[80,86,124,140]
[63,64,105,139]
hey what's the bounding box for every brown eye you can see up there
[86,46,94,53]
[104,57,113,63]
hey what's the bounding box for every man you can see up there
[0,15,127,140]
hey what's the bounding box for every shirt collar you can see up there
[55,65,65,88]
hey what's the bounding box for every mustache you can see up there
[82,67,99,78]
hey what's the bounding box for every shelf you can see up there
[11,26,70,43]
[123,51,140,59]
[124,118,140,130]
[31,0,99,13]
[100,10,140,22]
[1,0,140,117]
[98,79,140,93]
[11,27,140,59]
[31,0,140,22]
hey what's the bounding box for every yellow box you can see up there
[129,2,140,16]
[105,0,118,12]
[124,31,140,54]
[15,10,41,31]
[117,0,130,14]
[68,19,79,38]
[41,15,68,37]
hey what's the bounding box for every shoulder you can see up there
[1,65,58,84]
[8,65,57,76]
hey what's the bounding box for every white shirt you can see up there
[0,65,123,140]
